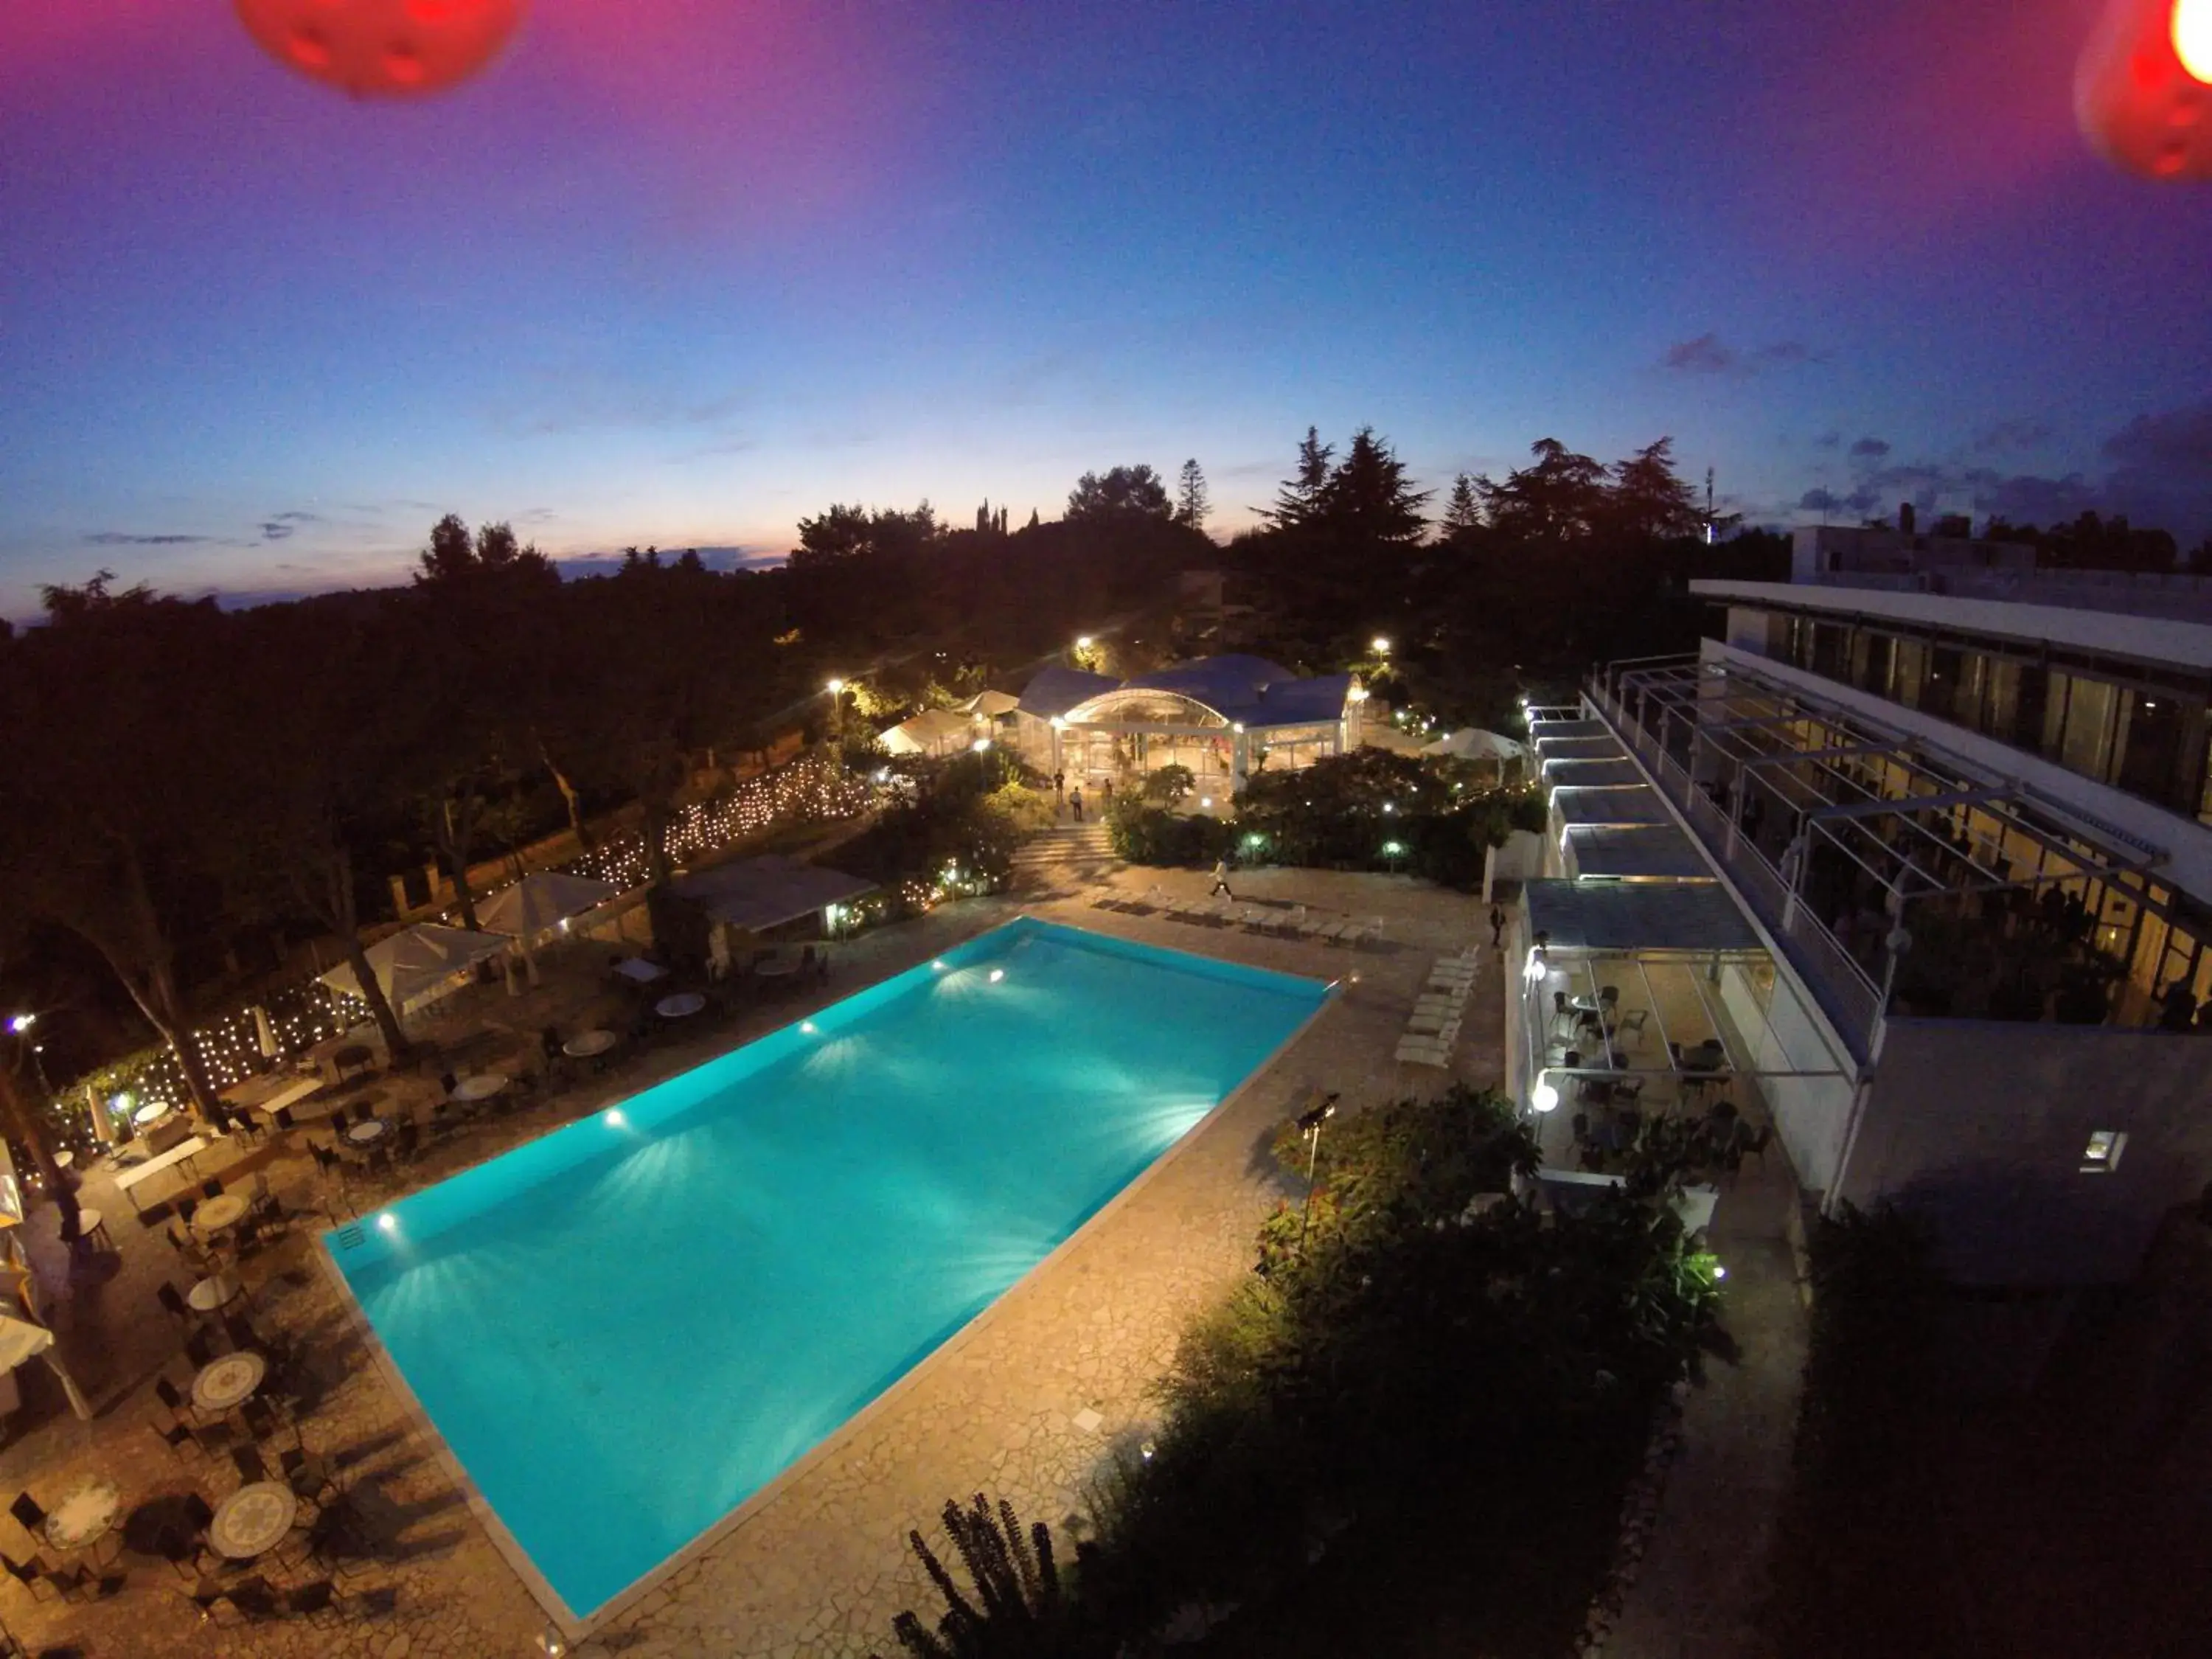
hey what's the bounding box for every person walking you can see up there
[1052,768,1065,805]
[1489,902,1506,949]
[1069,787,1085,823]
[1210,855,1235,901]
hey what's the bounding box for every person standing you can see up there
[1053,768,1066,807]
[1069,787,1085,824]
[1210,855,1235,901]
[1489,902,1506,949]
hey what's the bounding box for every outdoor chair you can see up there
[1600,985,1619,1007]
[201,1175,225,1201]
[184,1328,220,1371]
[9,1494,47,1545]
[278,1445,342,1510]
[157,1280,194,1324]
[392,1121,420,1165]
[271,1105,297,1134]
[178,1571,249,1625]
[174,1194,199,1227]
[151,1415,204,1466]
[333,1044,375,1079]
[1613,1009,1649,1047]
[1,1551,89,1605]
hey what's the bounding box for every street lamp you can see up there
[1295,1094,1339,1255]
[1075,636,1093,650]
[1530,1077,1560,1114]
[5,1014,32,1034]
[1371,636,1391,655]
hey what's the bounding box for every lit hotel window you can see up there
[2080,1130,2127,1174]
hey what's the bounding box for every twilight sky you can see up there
[4,0,2211,619]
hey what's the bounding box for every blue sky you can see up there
[4,0,2210,617]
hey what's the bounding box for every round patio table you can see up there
[451,1073,509,1104]
[346,1118,389,1147]
[192,1349,267,1415]
[44,1475,121,1554]
[563,1030,618,1060]
[133,1101,170,1128]
[192,1192,250,1236]
[655,992,706,1019]
[52,1150,73,1170]
[752,958,798,981]
[208,1481,296,1562]
[187,1272,245,1315]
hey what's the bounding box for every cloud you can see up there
[1660,333,1821,376]
[84,531,212,546]
[1971,419,2052,456]
[1790,400,2212,540]
[1814,431,1842,451]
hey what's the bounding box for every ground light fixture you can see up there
[536,1626,570,1658]
[1295,1094,1340,1255]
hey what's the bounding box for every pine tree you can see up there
[1267,426,1335,526]
[1026,508,1040,531]
[1316,427,1430,546]
[1441,473,1483,539]
[1175,458,1211,532]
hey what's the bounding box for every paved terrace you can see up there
[0,866,1502,1658]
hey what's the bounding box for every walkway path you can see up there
[1603,1150,1808,1659]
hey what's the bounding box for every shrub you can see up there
[1102,796,1234,866]
[1231,751,1543,889]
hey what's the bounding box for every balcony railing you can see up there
[1586,675,1882,1060]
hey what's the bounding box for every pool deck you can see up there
[0,866,1501,1658]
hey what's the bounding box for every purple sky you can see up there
[4,0,2211,618]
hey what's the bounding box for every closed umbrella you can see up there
[251,1005,278,1061]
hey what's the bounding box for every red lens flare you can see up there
[233,0,525,98]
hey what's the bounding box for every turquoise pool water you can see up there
[325,918,1328,1618]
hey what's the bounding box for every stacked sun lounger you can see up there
[1396,948,1481,1066]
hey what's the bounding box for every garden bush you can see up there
[1232,750,1543,889]
[878,1085,1729,1653]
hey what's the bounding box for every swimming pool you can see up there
[324,917,1329,1620]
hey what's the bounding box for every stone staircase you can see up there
[1010,821,1118,891]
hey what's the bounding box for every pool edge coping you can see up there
[317,909,1346,1642]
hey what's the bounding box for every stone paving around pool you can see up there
[0,867,1500,1657]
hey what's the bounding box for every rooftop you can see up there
[1526,878,1762,953]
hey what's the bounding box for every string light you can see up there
[55,752,876,1119]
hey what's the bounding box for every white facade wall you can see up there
[1717,963,1857,1194]
[1837,1019,2212,1285]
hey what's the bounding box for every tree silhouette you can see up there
[1174,459,1210,532]
[1066,466,1171,521]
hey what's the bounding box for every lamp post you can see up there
[824,678,846,740]
[1295,1094,1338,1256]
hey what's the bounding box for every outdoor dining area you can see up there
[0,1174,395,1640]
[1515,878,1847,1155]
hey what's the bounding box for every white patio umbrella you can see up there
[251,1004,278,1060]
[1422,727,1525,764]
[0,1312,91,1420]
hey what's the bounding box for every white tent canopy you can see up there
[671,855,878,934]
[960,689,1021,718]
[319,924,512,1015]
[1422,727,1526,763]
[478,872,621,939]
[880,707,978,757]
